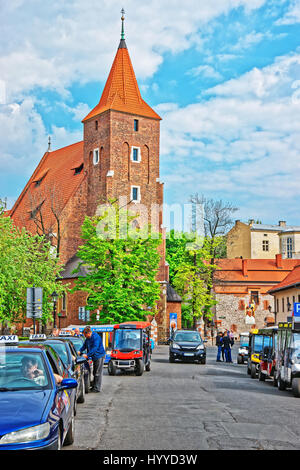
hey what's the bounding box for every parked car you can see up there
[169,329,206,364]
[0,335,77,450]
[59,333,93,393]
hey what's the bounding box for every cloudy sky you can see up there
[1,0,300,226]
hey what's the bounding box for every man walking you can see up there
[78,326,106,392]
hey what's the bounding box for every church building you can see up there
[9,14,181,342]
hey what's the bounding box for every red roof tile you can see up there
[268,264,300,293]
[82,43,161,122]
[10,141,85,234]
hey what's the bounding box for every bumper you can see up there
[112,359,136,368]
[170,348,206,361]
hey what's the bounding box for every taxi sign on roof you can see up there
[59,330,73,336]
[29,334,46,341]
[0,335,19,344]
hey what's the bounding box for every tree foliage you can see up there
[0,201,65,327]
[73,203,162,324]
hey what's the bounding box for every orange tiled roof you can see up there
[82,41,161,122]
[268,264,300,294]
[10,141,85,234]
[214,257,300,285]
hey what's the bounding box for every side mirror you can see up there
[76,356,86,365]
[58,378,78,391]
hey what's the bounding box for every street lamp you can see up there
[51,291,59,328]
[268,305,277,325]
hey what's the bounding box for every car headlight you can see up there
[196,344,204,350]
[172,343,180,349]
[0,422,50,444]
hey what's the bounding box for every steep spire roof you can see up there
[82,12,161,122]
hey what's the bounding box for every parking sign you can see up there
[293,303,300,317]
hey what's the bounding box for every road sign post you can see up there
[26,287,43,334]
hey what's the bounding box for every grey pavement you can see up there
[65,345,300,450]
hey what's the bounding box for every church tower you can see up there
[82,12,169,338]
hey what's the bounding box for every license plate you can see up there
[184,353,194,356]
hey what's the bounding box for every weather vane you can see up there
[121,8,125,40]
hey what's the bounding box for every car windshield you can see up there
[47,342,70,366]
[240,336,249,347]
[114,329,141,351]
[0,351,50,390]
[253,335,264,352]
[173,331,202,342]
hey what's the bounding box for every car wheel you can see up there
[169,356,175,363]
[277,374,286,391]
[135,359,144,376]
[292,378,300,397]
[84,372,90,394]
[77,376,85,404]
[63,411,75,446]
[250,364,257,379]
[258,369,265,381]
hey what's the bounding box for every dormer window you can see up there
[93,148,99,165]
[33,168,49,187]
[30,200,45,220]
[74,163,84,175]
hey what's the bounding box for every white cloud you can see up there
[0,0,268,101]
[187,65,222,81]
[276,0,300,24]
[159,51,300,221]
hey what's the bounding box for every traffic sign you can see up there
[293,303,300,317]
[26,287,43,319]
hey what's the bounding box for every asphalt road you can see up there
[65,344,300,450]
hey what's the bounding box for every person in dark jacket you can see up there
[78,326,106,392]
[222,331,233,363]
[216,332,223,362]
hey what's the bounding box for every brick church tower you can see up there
[9,13,181,341]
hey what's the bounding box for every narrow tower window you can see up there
[134,119,139,131]
[93,148,99,165]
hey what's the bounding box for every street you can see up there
[66,344,300,451]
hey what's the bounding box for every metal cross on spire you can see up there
[121,8,125,40]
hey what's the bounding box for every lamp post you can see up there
[268,305,277,325]
[51,291,59,329]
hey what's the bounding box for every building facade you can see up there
[9,17,181,341]
[227,220,300,260]
[268,264,300,323]
[213,255,300,335]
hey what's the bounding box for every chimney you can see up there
[276,254,283,269]
[242,259,248,277]
[279,221,286,228]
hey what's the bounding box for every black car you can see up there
[169,329,206,364]
[60,335,93,393]
[44,338,87,404]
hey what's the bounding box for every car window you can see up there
[0,351,50,390]
[47,342,70,367]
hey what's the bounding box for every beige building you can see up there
[227,220,300,260]
[268,264,300,323]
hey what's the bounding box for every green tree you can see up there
[0,201,65,329]
[73,203,162,324]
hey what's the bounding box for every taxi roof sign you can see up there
[29,334,46,341]
[0,335,19,344]
[59,330,73,336]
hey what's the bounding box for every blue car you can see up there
[0,335,78,450]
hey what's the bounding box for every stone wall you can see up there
[215,292,275,336]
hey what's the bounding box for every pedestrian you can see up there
[222,331,233,363]
[78,326,106,393]
[216,331,223,362]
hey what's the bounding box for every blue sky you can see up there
[1,0,300,226]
